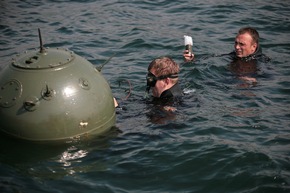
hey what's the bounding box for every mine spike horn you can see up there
[38,28,45,53]
[44,84,51,97]
[96,53,116,72]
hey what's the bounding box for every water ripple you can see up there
[0,0,290,193]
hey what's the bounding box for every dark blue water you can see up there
[1,0,290,192]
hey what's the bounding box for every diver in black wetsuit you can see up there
[183,27,270,82]
[183,27,268,62]
[146,56,183,102]
[145,56,183,123]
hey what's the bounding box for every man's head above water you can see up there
[234,27,259,58]
[146,56,180,98]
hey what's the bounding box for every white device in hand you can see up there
[184,35,193,55]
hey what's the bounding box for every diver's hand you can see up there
[114,97,118,108]
[183,50,194,62]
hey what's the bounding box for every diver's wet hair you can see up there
[238,27,259,44]
[147,56,180,77]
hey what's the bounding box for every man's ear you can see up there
[252,43,257,51]
[164,77,171,85]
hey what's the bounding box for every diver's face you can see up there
[235,33,257,58]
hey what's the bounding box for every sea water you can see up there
[0,0,290,192]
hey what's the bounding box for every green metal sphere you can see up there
[0,47,116,142]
